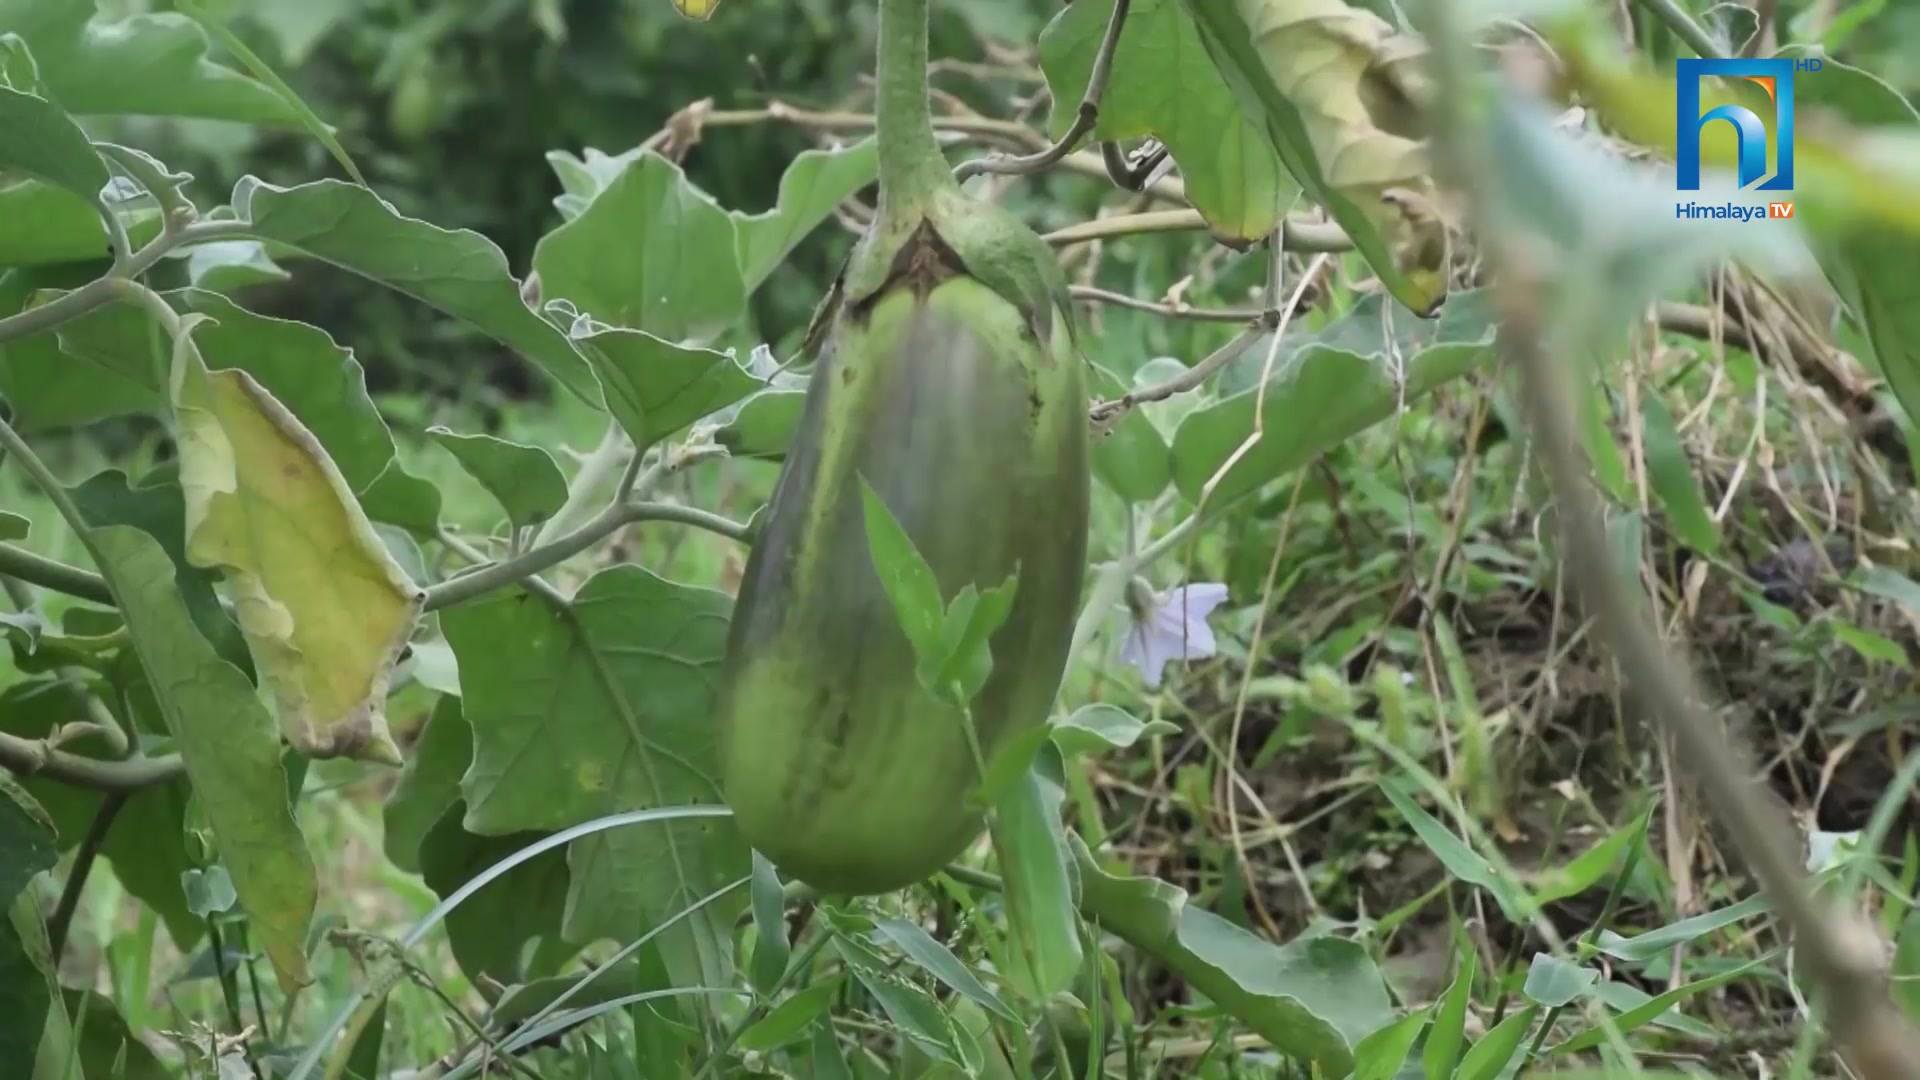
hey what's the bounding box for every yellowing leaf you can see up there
[672,0,720,20]
[170,315,423,765]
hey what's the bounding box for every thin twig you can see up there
[1070,285,1266,323]
[48,790,128,961]
[954,0,1131,181]
[1089,321,1269,425]
[1043,208,1354,252]
[1634,0,1727,59]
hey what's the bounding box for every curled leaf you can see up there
[170,316,423,765]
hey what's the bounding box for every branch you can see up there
[1043,208,1354,252]
[423,501,748,613]
[1070,285,1265,323]
[0,542,115,606]
[953,0,1131,182]
[49,791,128,961]
[0,728,185,790]
[1634,0,1726,59]
[1090,321,1270,426]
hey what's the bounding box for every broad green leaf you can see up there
[172,318,423,764]
[0,777,55,911]
[1639,394,1719,555]
[1088,363,1173,502]
[994,749,1082,999]
[715,386,807,458]
[0,267,153,429]
[733,139,877,291]
[0,0,297,122]
[184,240,289,292]
[0,178,159,269]
[921,572,1019,704]
[1039,0,1294,242]
[571,327,761,451]
[1071,833,1392,1072]
[1854,566,1920,617]
[749,853,788,996]
[1554,955,1773,1054]
[87,525,315,989]
[738,981,840,1052]
[231,177,603,408]
[429,428,568,530]
[532,151,746,343]
[1421,945,1475,1078]
[1832,621,1909,669]
[419,802,571,988]
[0,512,24,541]
[1586,979,1718,1039]
[1349,1008,1426,1080]
[440,566,747,990]
[859,478,946,661]
[382,696,471,873]
[812,1020,854,1080]
[1179,0,1440,312]
[1050,703,1179,758]
[0,83,108,205]
[1,892,57,1079]
[873,918,1016,1022]
[1589,892,1772,962]
[61,989,170,1080]
[1522,952,1597,1007]
[1456,1005,1537,1080]
[1170,290,1498,502]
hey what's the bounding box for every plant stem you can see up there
[954,0,1130,181]
[1635,0,1726,59]
[48,791,128,961]
[0,729,184,790]
[874,0,957,222]
[0,542,114,605]
[692,928,836,1079]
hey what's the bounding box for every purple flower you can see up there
[1119,582,1230,688]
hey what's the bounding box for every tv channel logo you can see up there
[1675,57,1819,195]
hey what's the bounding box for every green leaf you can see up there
[0,511,24,541]
[439,566,747,990]
[428,428,568,530]
[715,386,807,459]
[0,179,159,269]
[872,917,1017,1023]
[748,852,788,996]
[1378,778,1528,917]
[1589,892,1772,962]
[1895,908,1920,1021]
[1178,0,1440,312]
[1039,0,1294,243]
[184,240,289,292]
[382,696,471,874]
[1349,1009,1426,1080]
[994,749,1082,1000]
[1170,290,1498,503]
[0,0,297,122]
[1071,833,1392,1072]
[1456,1005,1538,1080]
[1522,952,1597,1008]
[61,989,170,1080]
[1087,363,1172,502]
[182,865,237,917]
[1553,954,1773,1054]
[1639,394,1719,555]
[231,177,602,408]
[1531,804,1648,905]
[1853,566,1920,617]
[737,981,840,1053]
[171,317,423,764]
[1,893,57,1080]
[920,572,1020,704]
[1832,621,1910,669]
[532,151,746,343]
[733,139,877,292]
[419,802,571,988]
[1421,945,1476,1078]
[0,777,55,911]
[0,83,108,205]
[572,327,761,451]
[1050,703,1178,759]
[836,934,977,1069]
[859,478,946,662]
[87,525,315,989]
[812,1019,854,1080]
[0,267,153,428]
